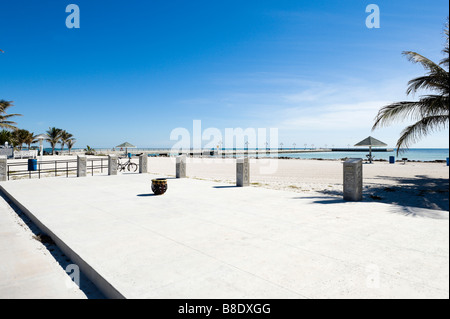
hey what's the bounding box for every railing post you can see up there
[176,155,186,178]
[343,158,363,201]
[0,156,7,182]
[108,155,117,175]
[236,157,250,187]
[139,154,148,173]
[77,155,87,177]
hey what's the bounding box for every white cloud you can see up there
[281,100,391,130]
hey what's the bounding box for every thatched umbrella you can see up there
[354,136,387,163]
[116,142,136,156]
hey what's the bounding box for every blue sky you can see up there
[0,0,448,149]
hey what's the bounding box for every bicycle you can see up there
[117,156,138,172]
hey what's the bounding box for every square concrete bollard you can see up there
[343,158,363,201]
[236,157,250,187]
[176,155,186,178]
[77,155,87,177]
[139,154,148,173]
[108,155,118,175]
[0,155,7,182]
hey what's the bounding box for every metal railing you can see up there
[6,158,108,180]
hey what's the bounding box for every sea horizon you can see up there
[40,147,450,162]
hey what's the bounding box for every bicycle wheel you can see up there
[128,162,138,172]
[117,159,124,172]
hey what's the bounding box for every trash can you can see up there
[389,156,395,164]
[447,157,449,166]
[127,153,132,159]
[27,159,37,171]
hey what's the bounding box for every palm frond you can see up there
[372,98,448,130]
[395,115,449,155]
[403,51,446,74]
[0,122,19,130]
[440,18,449,68]
[406,73,449,96]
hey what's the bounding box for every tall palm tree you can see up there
[60,130,73,152]
[46,127,62,155]
[24,131,36,150]
[0,100,22,130]
[67,138,76,155]
[372,20,449,154]
[12,129,31,150]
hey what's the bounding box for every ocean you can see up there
[44,147,449,162]
[273,149,450,161]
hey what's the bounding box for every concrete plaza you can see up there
[0,173,448,298]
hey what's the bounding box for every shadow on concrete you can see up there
[0,191,106,299]
[213,185,238,189]
[291,195,346,205]
[310,175,449,212]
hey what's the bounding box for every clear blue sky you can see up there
[1,0,448,149]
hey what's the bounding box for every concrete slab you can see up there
[0,196,88,299]
[0,174,448,299]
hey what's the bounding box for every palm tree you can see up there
[84,145,95,155]
[0,129,12,145]
[24,131,36,150]
[46,127,62,155]
[12,129,31,150]
[0,100,22,130]
[67,138,76,155]
[373,20,449,154]
[60,130,73,152]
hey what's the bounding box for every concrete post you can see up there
[0,155,7,182]
[236,157,250,187]
[77,155,87,177]
[108,155,117,175]
[139,154,148,173]
[176,155,186,178]
[343,158,363,201]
